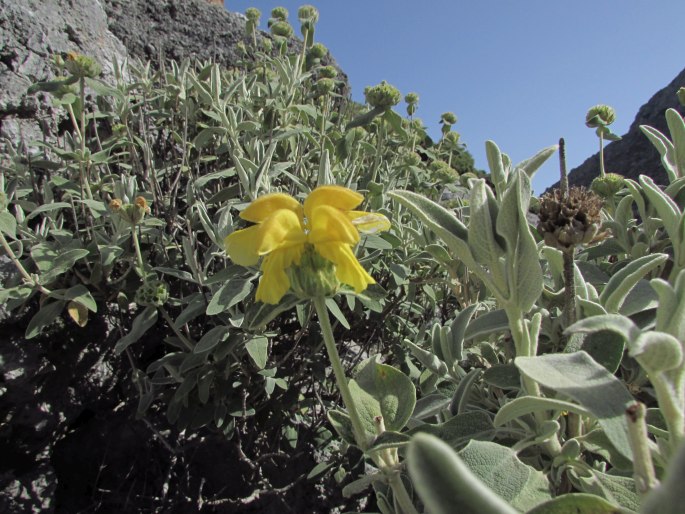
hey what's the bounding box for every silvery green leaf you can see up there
[640,175,681,238]
[566,313,641,343]
[245,336,269,369]
[599,253,668,313]
[651,273,685,340]
[527,493,625,514]
[193,325,230,354]
[0,211,17,238]
[513,144,558,179]
[641,124,678,182]
[408,433,518,514]
[515,351,634,459]
[457,440,552,511]
[573,469,639,513]
[666,108,685,179]
[630,331,683,372]
[449,303,478,362]
[411,411,495,450]
[494,396,592,427]
[485,140,507,197]
[542,246,589,300]
[390,190,489,283]
[495,170,542,311]
[349,358,416,434]
[468,179,505,271]
[464,308,509,341]
[449,368,482,415]
[114,306,158,354]
[402,339,448,377]
[25,300,65,339]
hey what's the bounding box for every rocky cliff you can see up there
[563,67,685,189]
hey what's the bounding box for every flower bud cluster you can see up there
[364,81,401,110]
[109,196,150,225]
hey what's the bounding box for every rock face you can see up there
[0,0,129,144]
[562,67,685,189]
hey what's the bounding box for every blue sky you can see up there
[225,1,685,193]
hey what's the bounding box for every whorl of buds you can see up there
[270,20,293,38]
[364,81,401,110]
[443,131,460,147]
[319,65,338,79]
[298,5,319,22]
[585,104,616,128]
[315,78,335,96]
[537,187,603,250]
[440,112,457,125]
[135,280,169,307]
[403,152,421,167]
[308,43,328,59]
[64,52,101,79]
[271,7,289,20]
[245,7,261,22]
[405,92,419,116]
[429,160,459,183]
[591,173,625,198]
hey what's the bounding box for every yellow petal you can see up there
[347,211,391,234]
[308,205,360,245]
[241,193,303,223]
[315,242,375,292]
[257,209,307,255]
[304,185,363,220]
[225,225,261,266]
[255,247,303,304]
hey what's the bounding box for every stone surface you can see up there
[554,67,685,190]
[0,0,129,145]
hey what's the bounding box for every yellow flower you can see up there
[225,185,390,304]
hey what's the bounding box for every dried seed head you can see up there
[537,187,603,250]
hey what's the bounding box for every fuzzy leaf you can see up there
[408,433,518,514]
[516,351,634,460]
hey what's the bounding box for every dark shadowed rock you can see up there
[552,67,685,191]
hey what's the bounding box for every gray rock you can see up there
[0,0,129,145]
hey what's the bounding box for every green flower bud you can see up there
[298,5,319,22]
[236,41,247,55]
[443,131,460,147]
[135,279,169,307]
[271,7,289,20]
[405,92,419,105]
[429,160,459,183]
[270,20,293,38]
[560,438,582,460]
[64,52,101,79]
[440,112,457,125]
[348,126,366,144]
[403,152,421,167]
[678,87,685,107]
[308,42,328,59]
[585,104,616,128]
[245,7,261,22]
[315,78,336,96]
[319,65,338,79]
[262,38,273,53]
[364,81,401,110]
[591,173,624,198]
[287,245,339,300]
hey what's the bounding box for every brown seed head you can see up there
[537,187,603,250]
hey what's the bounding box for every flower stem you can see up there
[625,402,659,495]
[130,225,147,282]
[599,131,606,178]
[313,296,368,450]
[0,231,51,295]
